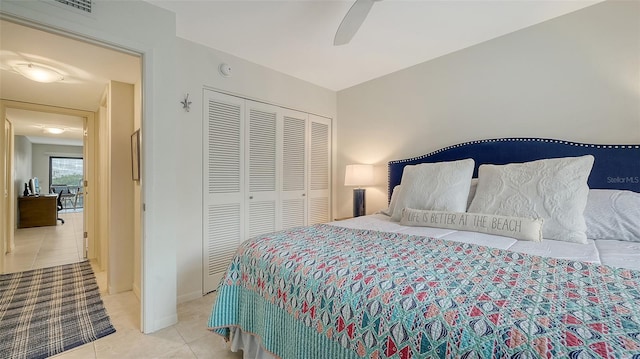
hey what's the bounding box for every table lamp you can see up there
[344,164,374,217]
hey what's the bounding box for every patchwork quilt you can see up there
[208,224,640,358]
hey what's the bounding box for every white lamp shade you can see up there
[344,164,374,186]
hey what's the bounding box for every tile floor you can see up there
[5,212,241,359]
[4,211,85,274]
[50,290,242,359]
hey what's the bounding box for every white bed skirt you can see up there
[230,327,277,359]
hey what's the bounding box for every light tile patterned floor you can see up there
[4,212,241,358]
[50,291,241,359]
[4,211,85,274]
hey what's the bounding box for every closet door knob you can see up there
[249,196,253,200]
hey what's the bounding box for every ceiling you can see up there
[147,0,602,91]
[0,0,602,141]
[0,20,140,143]
[7,108,84,146]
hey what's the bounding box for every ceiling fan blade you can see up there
[334,0,376,46]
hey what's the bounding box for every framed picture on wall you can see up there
[131,129,140,181]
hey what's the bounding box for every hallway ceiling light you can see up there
[14,64,64,83]
[43,127,65,135]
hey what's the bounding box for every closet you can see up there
[203,90,331,293]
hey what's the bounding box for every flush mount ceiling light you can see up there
[14,64,64,83]
[43,127,65,135]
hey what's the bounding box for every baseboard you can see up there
[177,290,202,304]
[145,313,178,334]
[109,284,134,295]
[132,283,141,301]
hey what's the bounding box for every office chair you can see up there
[51,188,65,225]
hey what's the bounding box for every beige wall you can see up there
[108,81,135,294]
[336,0,640,218]
[96,102,108,272]
[13,135,31,228]
[13,136,32,196]
[133,82,142,301]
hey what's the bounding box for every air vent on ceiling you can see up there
[53,0,92,13]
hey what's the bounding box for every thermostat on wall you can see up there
[219,63,232,77]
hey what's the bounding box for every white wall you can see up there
[31,143,83,195]
[336,0,640,219]
[174,37,337,303]
[13,136,32,227]
[1,0,178,332]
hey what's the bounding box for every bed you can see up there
[208,138,640,359]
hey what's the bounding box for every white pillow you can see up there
[400,208,544,242]
[584,189,640,242]
[390,159,474,221]
[467,178,478,210]
[468,155,594,244]
[381,185,401,216]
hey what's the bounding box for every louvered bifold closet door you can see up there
[308,114,332,224]
[202,90,245,293]
[281,109,307,230]
[246,101,278,239]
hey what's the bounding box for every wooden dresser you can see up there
[18,195,58,228]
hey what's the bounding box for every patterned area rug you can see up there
[0,260,116,359]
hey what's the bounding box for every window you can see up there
[50,157,84,209]
[50,157,83,187]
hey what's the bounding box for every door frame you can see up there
[0,3,176,332]
[0,100,96,263]
[2,117,13,271]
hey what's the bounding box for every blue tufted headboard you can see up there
[388,138,640,201]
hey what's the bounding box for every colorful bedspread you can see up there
[208,224,640,358]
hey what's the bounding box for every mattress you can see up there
[333,214,640,271]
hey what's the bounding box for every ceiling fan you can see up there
[334,0,381,46]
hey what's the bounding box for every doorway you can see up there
[0,18,143,329]
[5,106,89,272]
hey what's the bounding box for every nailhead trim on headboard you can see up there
[387,138,640,201]
[389,138,640,165]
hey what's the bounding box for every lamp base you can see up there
[353,188,366,217]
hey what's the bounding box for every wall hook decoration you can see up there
[181,93,192,112]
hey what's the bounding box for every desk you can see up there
[18,195,58,228]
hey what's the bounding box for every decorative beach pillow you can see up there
[468,155,594,244]
[390,159,474,221]
[400,208,544,242]
[584,189,640,242]
[381,185,402,216]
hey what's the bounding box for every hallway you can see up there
[4,211,84,273]
[3,211,242,358]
